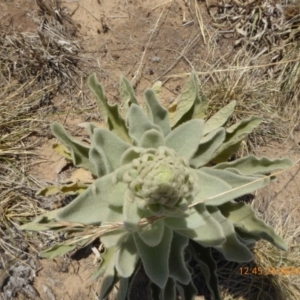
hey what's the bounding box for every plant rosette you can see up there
[21,73,293,300]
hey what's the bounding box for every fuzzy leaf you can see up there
[218,202,288,251]
[92,247,116,280]
[165,206,226,247]
[52,143,72,160]
[169,72,206,128]
[39,244,77,259]
[127,104,163,144]
[99,250,118,300]
[88,73,130,143]
[168,232,190,284]
[121,147,144,165]
[51,122,96,174]
[212,116,262,163]
[205,206,253,262]
[91,128,131,173]
[123,196,142,232]
[194,168,270,206]
[120,75,138,115]
[138,218,165,247]
[204,101,236,135]
[176,280,198,300]
[133,226,173,288]
[165,119,204,161]
[151,81,162,97]
[118,277,130,300]
[163,278,176,300]
[36,182,88,197]
[138,129,165,149]
[189,241,221,300]
[144,89,171,136]
[190,128,226,168]
[101,230,128,248]
[213,155,293,175]
[57,170,127,224]
[116,234,139,277]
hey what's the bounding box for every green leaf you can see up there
[99,250,118,300]
[101,230,128,248]
[115,234,139,277]
[165,206,226,247]
[120,75,138,116]
[204,101,236,135]
[189,241,221,300]
[133,226,173,288]
[163,278,176,300]
[138,129,165,149]
[212,116,262,163]
[194,168,270,206]
[176,280,198,300]
[91,128,131,174]
[39,244,77,259]
[213,155,293,175]
[218,201,288,251]
[118,277,130,300]
[190,128,226,168]
[169,72,206,128]
[144,89,171,136]
[138,218,165,247]
[127,104,163,144]
[169,232,190,284]
[52,143,72,160]
[165,119,204,161]
[121,146,145,165]
[36,182,88,197]
[92,247,116,280]
[123,195,143,232]
[51,122,96,175]
[205,206,253,262]
[57,170,127,224]
[88,74,130,143]
[151,81,162,97]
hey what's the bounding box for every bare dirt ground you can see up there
[1,0,300,299]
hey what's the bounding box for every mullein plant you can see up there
[21,73,293,300]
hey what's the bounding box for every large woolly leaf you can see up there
[218,201,288,251]
[127,104,163,144]
[213,155,293,175]
[190,128,226,168]
[138,129,165,149]
[123,195,143,232]
[144,89,171,136]
[205,206,253,262]
[204,101,236,135]
[115,234,139,277]
[57,170,127,224]
[163,278,176,300]
[194,168,270,206]
[133,226,173,288]
[100,230,128,248]
[92,247,116,280]
[120,75,138,116]
[51,122,96,174]
[99,250,118,300]
[165,119,204,161]
[88,74,130,143]
[91,128,131,173]
[189,241,221,300]
[211,116,262,163]
[168,232,190,284]
[118,277,130,300]
[137,218,165,247]
[165,206,226,247]
[176,280,198,300]
[169,72,206,127]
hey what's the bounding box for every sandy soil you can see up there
[0,0,299,299]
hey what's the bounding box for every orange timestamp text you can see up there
[239,267,300,276]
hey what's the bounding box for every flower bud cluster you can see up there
[122,146,195,211]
